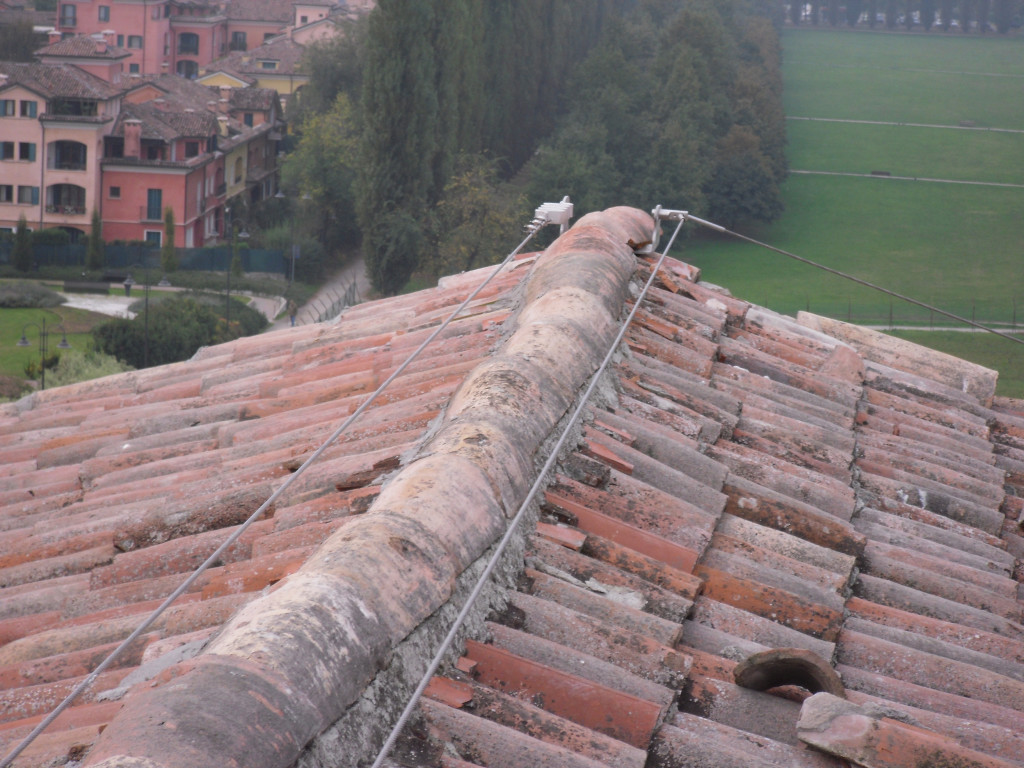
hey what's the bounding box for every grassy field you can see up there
[680,27,1024,395]
[0,305,101,381]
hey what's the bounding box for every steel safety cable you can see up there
[0,224,548,768]
[369,214,688,768]
[693,216,1024,347]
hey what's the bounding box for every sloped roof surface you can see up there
[227,85,278,111]
[3,207,1024,768]
[0,61,120,100]
[113,75,246,140]
[225,0,298,23]
[35,36,130,60]
[208,34,305,77]
[112,101,219,141]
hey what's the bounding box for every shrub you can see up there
[0,283,66,308]
[93,292,267,368]
[32,228,71,246]
[44,347,133,388]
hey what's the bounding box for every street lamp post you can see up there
[16,319,70,391]
[227,218,249,331]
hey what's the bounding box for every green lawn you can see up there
[0,306,102,381]
[784,30,1024,128]
[681,27,1024,393]
[786,120,1024,184]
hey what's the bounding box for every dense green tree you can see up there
[294,18,367,119]
[978,0,991,29]
[921,0,936,28]
[13,215,32,272]
[994,0,1014,31]
[961,0,975,29]
[86,209,104,271]
[705,125,783,228]
[0,20,44,62]
[939,0,954,27]
[846,0,865,24]
[357,0,440,293]
[826,0,840,24]
[282,93,361,254]
[426,154,527,277]
[885,0,898,26]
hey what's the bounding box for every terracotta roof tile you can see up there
[3,205,1024,768]
[797,691,1020,768]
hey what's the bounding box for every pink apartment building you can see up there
[0,62,121,239]
[103,77,280,246]
[53,0,347,78]
[0,59,281,246]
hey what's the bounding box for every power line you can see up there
[0,210,559,768]
[682,214,1024,348]
[369,214,688,768]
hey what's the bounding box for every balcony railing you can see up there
[214,182,226,197]
[46,204,86,215]
[49,160,87,171]
[141,206,162,222]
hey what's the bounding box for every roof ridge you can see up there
[80,208,655,768]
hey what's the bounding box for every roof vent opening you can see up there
[733,648,845,704]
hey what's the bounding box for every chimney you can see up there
[218,98,230,114]
[124,119,142,159]
[102,29,116,45]
[206,100,218,113]
[47,29,61,44]
[217,115,229,136]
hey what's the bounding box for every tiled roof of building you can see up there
[227,84,278,111]
[35,35,130,60]
[112,101,219,141]
[225,0,298,24]
[3,207,1024,768]
[114,75,263,141]
[208,34,306,77]
[0,61,120,100]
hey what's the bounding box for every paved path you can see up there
[267,254,373,331]
[57,254,372,331]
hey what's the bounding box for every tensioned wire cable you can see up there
[682,212,1024,347]
[0,221,550,768]
[369,213,688,768]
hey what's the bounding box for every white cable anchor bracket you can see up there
[526,196,574,235]
[645,206,725,253]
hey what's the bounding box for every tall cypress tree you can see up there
[357,0,440,294]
